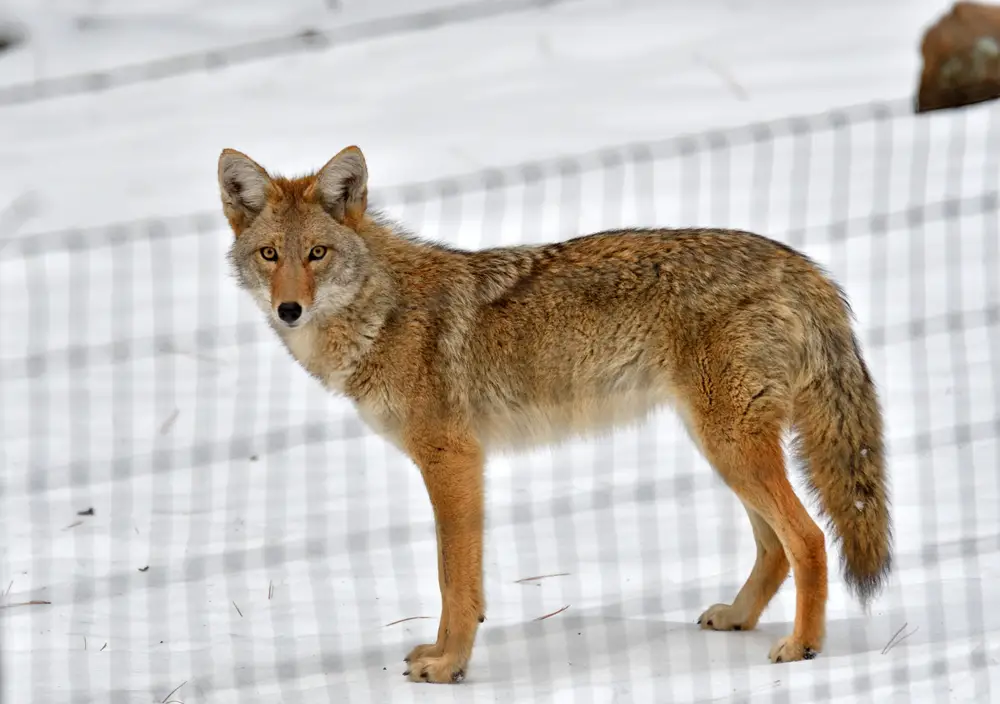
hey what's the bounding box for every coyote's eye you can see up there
[309,245,328,261]
[260,246,277,262]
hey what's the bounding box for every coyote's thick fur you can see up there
[217,145,891,683]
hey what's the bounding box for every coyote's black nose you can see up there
[277,302,302,324]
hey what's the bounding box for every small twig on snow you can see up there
[0,600,51,609]
[882,622,919,655]
[515,572,570,584]
[534,604,570,621]
[384,616,434,627]
[161,680,187,703]
[159,409,180,435]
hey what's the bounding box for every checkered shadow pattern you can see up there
[2,98,998,703]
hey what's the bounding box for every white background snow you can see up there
[1,0,998,702]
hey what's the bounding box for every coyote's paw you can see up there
[697,603,753,632]
[768,635,819,663]
[404,642,442,663]
[403,651,468,683]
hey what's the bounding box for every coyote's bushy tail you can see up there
[793,288,892,609]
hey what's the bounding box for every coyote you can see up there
[217,145,891,683]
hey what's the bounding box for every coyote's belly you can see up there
[474,384,673,451]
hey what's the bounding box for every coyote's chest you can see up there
[279,323,354,394]
[281,323,318,368]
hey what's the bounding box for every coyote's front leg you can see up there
[402,427,485,683]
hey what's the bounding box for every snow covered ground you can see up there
[1,0,998,702]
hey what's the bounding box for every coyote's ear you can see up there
[311,146,368,227]
[218,149,272,236]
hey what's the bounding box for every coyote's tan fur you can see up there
[217,145,892,683]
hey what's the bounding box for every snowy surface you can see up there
[0,0,964,234]
[2,0,999,702]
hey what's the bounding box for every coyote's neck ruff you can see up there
[217,145,891,685]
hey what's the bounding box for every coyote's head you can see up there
[216,146,371,329]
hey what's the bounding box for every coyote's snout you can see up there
[217,145,892,684]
